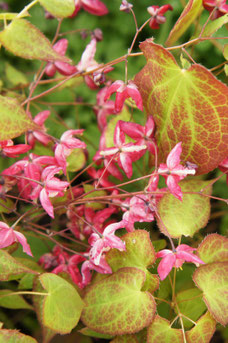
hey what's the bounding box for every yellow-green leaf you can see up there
[39,0,75,18]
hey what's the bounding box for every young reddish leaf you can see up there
[39,0,75,18]
[157,180,211,238]
[0,330,38,342]
[81,267,156,335]
[175,288,206,329]
[0,19,70,62]
[186,311,216,343]
[134,40,228,174]
[111,334,139,343]
[166,0,203,46]
[106,230,159,293]
[197,233,228,263]
[38,273,84,334]
[193,262,228,325]
[147,315,183,343]
[0,289,33,310]
[0,250,37,281]
[0,95,38,140]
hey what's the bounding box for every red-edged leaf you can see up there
[197,233,228,264]
[0,19,70,62]
[81,267,156,335]
[193,262,228,326]
[134,40,228,174]
[147,315,183,343]
[186,312,216,343]
[111,334,139,343]
[0,95,38,140]
[106,230,159,293]
[166,0,203,46]
[0,330,37,342]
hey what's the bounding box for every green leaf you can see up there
[66,148,86,172]
[83,184,107,210]
[0,19,70,62]
[18,259,43,290]
[166,0,203,46]
[0,95,38,140]
[81,267,156,335]
[0,250,37,281]
[157,180,211,238]
[193,262,228,326]
[79,327,113,339]
[0,13,30,20]
[38,273,84,334]
[0,198,14,214]
[39,0,75,18]
[197,233,228,264]
[111,334,139,343]
[0,330,38,342]
[5,63,28,86]
[224,44,228,60]
[147,315,183,342]
[186,312,216,342]
[202,13,228,37]
[106,230,159,293]
[134,40,228,175]
[0,290,33,310]
[175,288,206,329]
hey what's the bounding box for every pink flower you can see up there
[89,221,126,266]
[45,39,77,77]
[54,130,86,174]
[27,110,51,148]
[147,4,173,29]
[120,0,133,12]
[119,116,157,154]
[203,0,228,20]
[93,84,116,131]
[0,140,31,158]
[104,80,143,113]
[0,221,32,256]
[99,121,147,178]
[71,0,108,17]
[80,255,112,287]
[218,157,228,185]
[157,244,205,280]
[158,142,196,200]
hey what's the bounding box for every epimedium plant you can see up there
[0,0,227,342]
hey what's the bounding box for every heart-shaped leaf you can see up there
[38,273,84,334]
[0,330,37,342]
[186,312,216,342]
[134,40,228,174]
[81,267,156,335]
[107,230,159,293]
[157,180,211,238]
[0,19,70,62]
[193,262,228,325]
[147,315,183,342]
[39,0,75,18]
[0,95,38,140]
[0,250,37,281]
[197,234,228,264]
[166,0,203,46]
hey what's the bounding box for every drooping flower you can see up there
[147,4,173,29]
[54,130,86,174]
[93,84,116,131]
[203,0,228,20]
[88,220,126,266]
[45,39,77,77]
[71,0,108,17]
[0,140,31,158]
[0,221,32,256]
[80,255,112,287]
[156,244,205,280]
[104,80,143,112]
[27,110,51,148]
[120,0,133,12]
[158,142,196,200]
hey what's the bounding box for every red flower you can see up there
[147,4,173,29]
[203,0,228,20]
[157,244,205,280]
[71,0,108,17]
[0,140,31,158]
